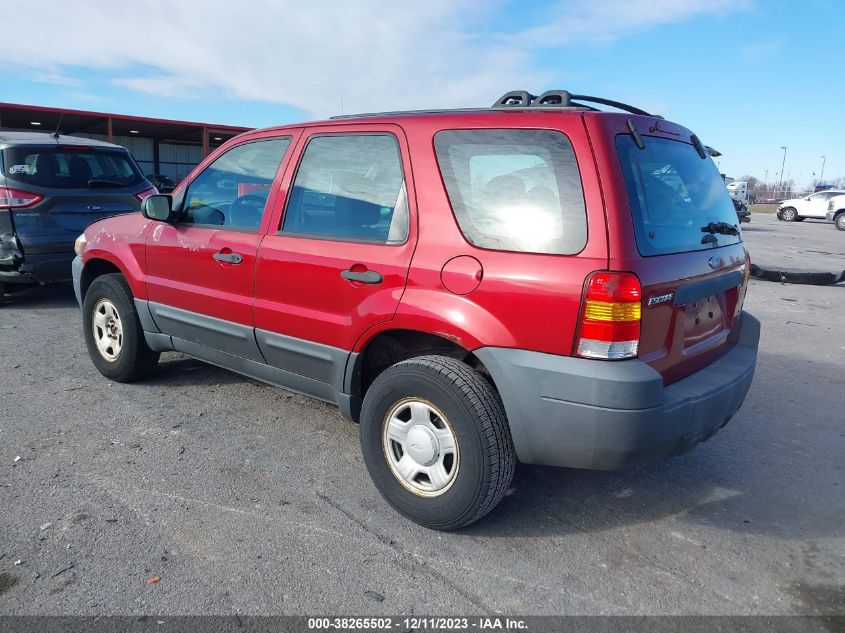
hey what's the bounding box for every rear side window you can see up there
[2,146,143,189]
[616,135,742,256]
[434,129,587,255]
[282,134,408,245]
[180,138,290,230]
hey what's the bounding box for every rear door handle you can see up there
[341,269,383,284]
[213,251,243,264]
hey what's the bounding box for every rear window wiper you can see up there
[87,178,127,188]
[700,221,739,236]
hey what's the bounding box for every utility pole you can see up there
[819,155,826,186]
[777,146,787,197]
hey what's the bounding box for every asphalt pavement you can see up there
[0,212,843,616]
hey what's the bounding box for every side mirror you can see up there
[142,194,175,222]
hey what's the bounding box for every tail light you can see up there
[135,186,158,201]
[0,186,44,210]
[575,271,642,360]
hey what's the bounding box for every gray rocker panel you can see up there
[147,301,265,363]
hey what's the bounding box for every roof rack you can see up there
[329,89,658,120]
[492,90,655,117]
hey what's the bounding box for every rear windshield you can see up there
[434,129,587,255]
[2,146,143,190]
[616,135,742,256]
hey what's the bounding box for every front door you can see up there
[254,127,416,387]
[145,135,295,360]
[806,191,835,218]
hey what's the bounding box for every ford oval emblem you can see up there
[708,256,722,269]
[87,204,103,211]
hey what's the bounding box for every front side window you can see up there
[180,138,290,230]
[434,129,587,255]
[282,134,408,244]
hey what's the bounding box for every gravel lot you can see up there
[0,213,843,616]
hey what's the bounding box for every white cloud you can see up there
[30,72,82,87]
[519,0,751,45]
[2,0,749,118]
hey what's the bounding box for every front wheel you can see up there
[359,355,515,530]
[780,207,798,222]
[82,273,159,382]
[836,214,845,231]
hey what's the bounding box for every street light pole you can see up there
[819,155,826,186]
[777,146,787,196]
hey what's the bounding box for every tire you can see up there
[359,355,515,531]
[82,273,159,382]
[0,282,5,305]
[780,207,798,222]
[836,214,845,231]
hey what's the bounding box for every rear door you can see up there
[1,143,150,256]
[145,134,296,360]
[254,126,415,387]
[596,116,750,384]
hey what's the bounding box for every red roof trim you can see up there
[0,102,252,132]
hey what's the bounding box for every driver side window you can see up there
[179,137,290,230]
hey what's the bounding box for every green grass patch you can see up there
[750,204,778,214]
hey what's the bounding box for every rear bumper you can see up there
[475,311,760,470]
[0,250,74,284]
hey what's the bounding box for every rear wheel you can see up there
[359,355,515,531]
[836,214,845,231]
[780,207,798,222]
[83,273,159,382]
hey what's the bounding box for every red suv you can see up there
[72,90,759,530]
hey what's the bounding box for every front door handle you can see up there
[341,269,383,284]
[213,251,243,264]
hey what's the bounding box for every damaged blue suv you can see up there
[0,132,156,301]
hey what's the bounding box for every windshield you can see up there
[2,145,143,190]
[616,135,742,256]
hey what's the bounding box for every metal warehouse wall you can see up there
[158,143,203,182]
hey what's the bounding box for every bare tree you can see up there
[740,175,762,192]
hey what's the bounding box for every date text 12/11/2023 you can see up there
[307,617,529,630]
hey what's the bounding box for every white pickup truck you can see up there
[777,189,845,222]
[825,194,845,230]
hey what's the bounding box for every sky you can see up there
[1,0,842,188]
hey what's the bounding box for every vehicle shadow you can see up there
[145,354,255,388]
[465,350,843,542]
[1,282,77,309]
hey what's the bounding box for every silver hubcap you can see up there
[92,299,123,362]
[783,209,795,220]
[382,399,459,497]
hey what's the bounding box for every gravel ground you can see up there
[0,213,843,616]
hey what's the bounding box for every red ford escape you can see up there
[72,90,759,530]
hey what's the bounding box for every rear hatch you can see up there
[594,115,749,384]
[1,143,151,257]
